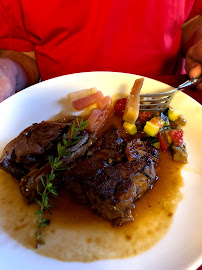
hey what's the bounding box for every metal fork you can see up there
[139,75,202,111]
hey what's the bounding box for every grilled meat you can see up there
[0,118,159,226]
[20,132,97,203]
[0,120,71,178]
[64,128,159,225]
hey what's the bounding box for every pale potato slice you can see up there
[67,88,97,103]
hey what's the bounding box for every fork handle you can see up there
[177,74,202,91]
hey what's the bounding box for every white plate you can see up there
[0,72,201,270]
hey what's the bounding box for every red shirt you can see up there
[0,0,201,81]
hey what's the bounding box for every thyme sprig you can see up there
[34,117,88,248]
[34,175,57,248]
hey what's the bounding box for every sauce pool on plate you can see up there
[0,150,183,262]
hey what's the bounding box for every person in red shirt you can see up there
[0,0,201,102]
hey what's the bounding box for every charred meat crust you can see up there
[20,132,97,204]
[0,121,72,178]
[64,129,159,225]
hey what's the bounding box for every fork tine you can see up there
[140,88,176,98]
[139,107,166,112]
[139,97,170,111]
[140,96,169,103]
[140,103,167,107]
[140,93,168,98]
[139,91,176,111]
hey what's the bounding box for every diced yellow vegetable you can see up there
[143,121,160,137]
[153,142,160,149]
[168,107,180,121]
[143,117,164,137]
[123,122,137,135]
[150,116,165,127]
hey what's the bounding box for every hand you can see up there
[185,40,202,91]
[0,58,17,102]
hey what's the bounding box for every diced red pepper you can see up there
[138,111,153,124]
[168,129,183,146]
[157,131,169,152]
[114,98,127,116]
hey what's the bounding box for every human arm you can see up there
[181,15,202,90]
[0,50,40,102]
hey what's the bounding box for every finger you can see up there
[189,63,202,78]
[185,42,202,75]
[187,63,202,91]
[187,42,202,62]
[185,56,196,75]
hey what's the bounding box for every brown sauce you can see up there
[0,150,183,262]
[0,109,185,261]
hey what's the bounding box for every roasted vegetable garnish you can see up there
[140,107,187,161]
[171,143,188,163]
[123,78,144,124]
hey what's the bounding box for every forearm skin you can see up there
[0,50,40,91]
